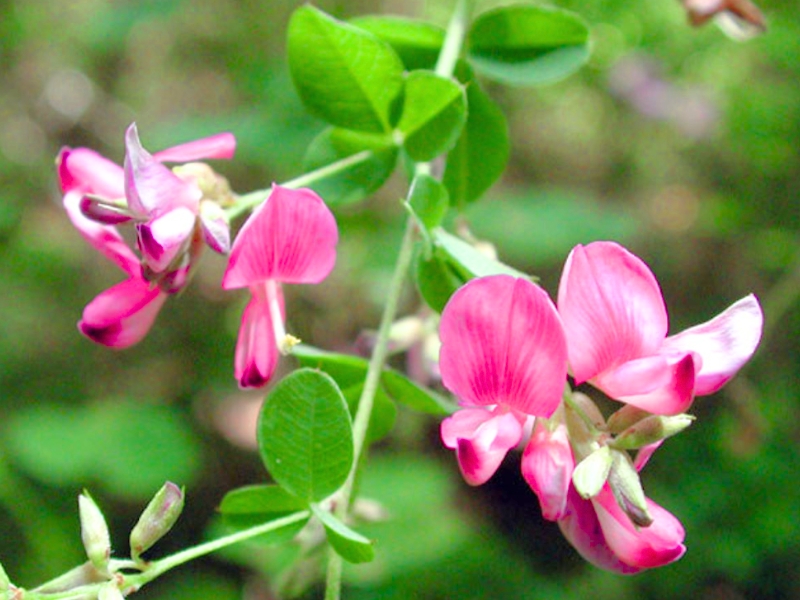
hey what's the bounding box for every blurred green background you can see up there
[1,0,798,598]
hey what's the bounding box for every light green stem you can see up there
[227,150,373,220]
[323,1,473,598]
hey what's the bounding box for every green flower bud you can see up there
[78,492,111,574]
[572,445,613,499]
[612,414,695,450]
[608,450,652,527]
[606,404,651,434]
[564,391,605,461]
[130,482,185,563]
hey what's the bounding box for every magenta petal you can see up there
[633,440,664,472]
[58,147,125,198]
[593,486,686,569]
[153,132,236,162]
[521,419,574,521]
[603,353,697,415]
[64,192,140,274]
[558,242,668,385]
[222,185,338,289]
[137,208,196,273]
[439,275,567,416]
[440,407,524,486]
[662,294,763,395]
[558,486,643,574]
[79,277,167,348]
[233,284,285,389]
[124,123,201,217]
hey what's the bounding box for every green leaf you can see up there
[293,345,452,417]
[396,71,467,162]
[258,369,354,502]
[220,485,310,516]
[433,228,530,280]
[467,5,591,86]
[341,383,398,444]
[443,77,509,207]
[311,503,375,564]
[303,127,398,205]
[414,250,466,314]
[381,369,455,415]
[288,5,405,132]
[407,173,450,231]
[350,16,444,70]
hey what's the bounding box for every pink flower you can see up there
[58,124,236,347]
[222,185,338,389]
[521,417,574,520]
[438,275,568,485]
[558,484,686,573]
[557,241,763,415]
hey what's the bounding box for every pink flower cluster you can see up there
[439,241,763,573]
[58,125,337,388]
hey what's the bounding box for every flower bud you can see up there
[130,482,185,562]
[606,404,650,434]
[79,492,111,574]
[564,391,605,460]
[612,414,695,450]
[522,418,575,520]
[199,199,231,254]
[607,450,652,527]
[572,445,613,500]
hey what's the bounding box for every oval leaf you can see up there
[288,6,405,132]
[407,173,449,230]
[311,503,375,564]
[443,78,509,207]
[350,16,445,70]
[467,5,590,86]
[303,127,398,205]
[396,71,467,162]
[220,485,310,515]
[258,369,354,502]
[415,250,466,314]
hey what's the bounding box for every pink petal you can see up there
[233,283,285,389]
[153,132,236,163]
[557,485,643,574]
[58,147,125,198]
[558,242,668,385]
[64,192,140,275]
[592,485,686,569]
[594,353,697,415]
[438,275,567,416]
[662,294,763,395]
[124,123,201,217]
[521,419,574,520]
[137,207,197,273]
[633,440,664,472]
[222,185,338,289]
[440,407,524,486]
[79,277,167,348]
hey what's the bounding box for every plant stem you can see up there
[323,1,473,598]
[227,150,373,220]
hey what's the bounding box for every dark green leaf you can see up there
[303,127,398,205]
[220,485,309,515]
[467,5,590,86]
[288,6,405,132]
[381,369,455,415]
[433,228,530,280]
[341,383,398,444]
[396,71,467,162]
[407,173,450,230]
[443,78,509,207]
[415,249,466,313]
[350,16,444,70]
[258,369,354,502]
[311,503,375,564]
[292,344,369,389]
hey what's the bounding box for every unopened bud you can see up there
[79,492,111,574]
[608,450,652,527]
[199,200,231,254]
[130,482,185,563]
[612,414,695,450]
[572,445,613,499]
[173,162,233,205]
[564,391,605,460]
[606,404,650,434]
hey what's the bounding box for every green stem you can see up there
[323,2,473,598]
[227,150,373,220]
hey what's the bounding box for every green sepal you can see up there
[311,503,376,564]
